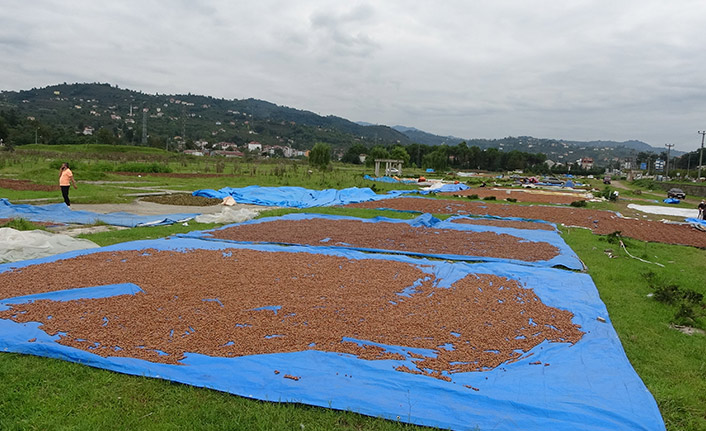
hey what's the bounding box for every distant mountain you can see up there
[391,125,465,146]
[564,139,681,155]
[0,82,676,166]
[0,83,412,149]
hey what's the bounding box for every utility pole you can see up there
[142,106,148,145]
[665,144,674,178]
[698,131,706,180]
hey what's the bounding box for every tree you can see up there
[309,142,331,169]
[422,148,448,171]
[389,145,410,166]
[365,145,390,167]
[0,116,8,142]
[341,143,368,164]
[96,127,118,146]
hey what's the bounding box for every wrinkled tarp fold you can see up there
[0,227,99,263]
[192,186,410,208]
[0,198,198,227]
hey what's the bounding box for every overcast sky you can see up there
[3,0,706,151]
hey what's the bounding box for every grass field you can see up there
[1,145,705,430]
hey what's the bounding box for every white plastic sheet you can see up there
[0,227,99,263]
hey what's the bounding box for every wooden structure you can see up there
[374,159,404,177]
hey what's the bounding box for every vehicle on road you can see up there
[667,188,686,199]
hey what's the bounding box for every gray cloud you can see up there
[2,0,706,150]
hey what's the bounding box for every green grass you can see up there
[562,227,706,431]
[18,143,172,155]
[0,218,47,231]
[0,354,428,431]
[3,146,706,429]
[76,222,223,247]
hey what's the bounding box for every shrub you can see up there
[506,198,517,203]
[115,162,172,173]
[570,200,587,207]
[483,196,496,201]
[466,194,479,200]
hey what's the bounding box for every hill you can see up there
[0,82,673,167]
[0,83,412,151]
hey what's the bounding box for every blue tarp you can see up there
[192,186,409,208]
[0,239,664,430]
[663,198,680,204]
[181,213,583,270]
[686,217,706,226]
[363,175,417,184]
[0,198,198,227]
[419,183,471,194]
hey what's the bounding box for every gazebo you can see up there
[374,159,404,177]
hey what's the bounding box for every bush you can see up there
[643,272,705,328]
[570,200,587,207]
[483,196,496,201]
[115,162,172,173]
[0,218,46,231]
[466,194,479,200]
[506,198,517,202]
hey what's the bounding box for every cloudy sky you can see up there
[3,0,706,150]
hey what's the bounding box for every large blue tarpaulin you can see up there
[192,186,409,208]
[0,237,664,430]
[0,198,198,227]
[180,213,583,270]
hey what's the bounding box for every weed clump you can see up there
[643,271,705,328]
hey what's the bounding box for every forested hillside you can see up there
[0,82,668,169]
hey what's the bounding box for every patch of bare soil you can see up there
[140,193,222,206]
[0,179,56,192]
[0,248,583,379]
[441,188,588,205]
[345,197,706,248]
[209,218,560,261]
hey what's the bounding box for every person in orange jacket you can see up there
[59,162,77,206]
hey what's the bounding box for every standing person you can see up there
[59,162,77,207]
[698,200,706,220]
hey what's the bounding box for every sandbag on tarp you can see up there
[0,227,99,263]
[0,239,664,431]
[180,213,583,270]
[193,207,260,224]
[192,186,409,208]
[0,198,198,227]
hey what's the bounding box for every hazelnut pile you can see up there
[0,247,583,379]
[208,218,560,262]
[346,197,706,247]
